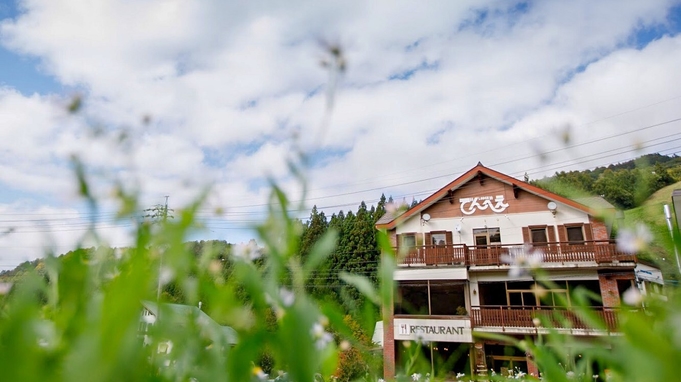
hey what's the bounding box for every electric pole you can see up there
[157,196,170,301]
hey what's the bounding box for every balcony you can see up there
[399,240,635,267]
[470,305,619,332]
[470,305,618,331]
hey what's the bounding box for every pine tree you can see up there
[299,206,329,297]
[300,205,328,260]
[374,193,387,222]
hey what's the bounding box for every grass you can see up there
[623,180,681,282]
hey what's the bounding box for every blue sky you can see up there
[1,0,681,269]
[0,0,63,95]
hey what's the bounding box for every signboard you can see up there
[459,195,509,215]
[394,318,473,343]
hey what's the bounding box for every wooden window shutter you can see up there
[547,226,556,243]
[416,234,423,246]
[584,224,593,241]
[396,234,401,250]
[557,225,567,242]
[425,232,432,246]
[446,231,453,245]
[522,227,530,243]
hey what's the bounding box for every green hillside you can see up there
[624,180,681,283]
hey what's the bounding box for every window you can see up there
[482,281,573,307]
[396,281,466,316]
[530,228,548,244]
[402,234,416,249]
[396,281,429,315]
[473,227,501,247]
[566,226,585,244]
[430,281,466,315]
[617,279,635,304]
[431,233,446,246]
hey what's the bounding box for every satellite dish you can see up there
[422,213,431,222]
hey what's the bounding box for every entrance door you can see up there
[473,228,502,264]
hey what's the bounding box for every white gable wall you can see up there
[396,201,590,246]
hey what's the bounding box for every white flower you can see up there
[142,314,156,324]
[385,201,409,215]
[532,317,542,327]
[414,334,429,346]
[622,286,643,306]
[232,239,262,261]
[378,379,385,382]
[502,244,543,278]
[411,373,422,381]
[252,366,268,380]
[456,372,465,379]
[159,266,174,286]
[0,282,13,295]
[311,322,333,350]
[566,371,575,379]
[616,224,652,254]
[279,288,295,307]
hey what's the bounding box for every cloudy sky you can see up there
[1,0,680,270]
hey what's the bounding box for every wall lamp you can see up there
[547,201,558,216]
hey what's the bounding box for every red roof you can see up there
[375,163,594,230]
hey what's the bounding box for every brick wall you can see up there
[527,353,539,378]
[598,274,620,307]
[589,218,610,240]
[388,230,397,247]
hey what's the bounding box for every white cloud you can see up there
[0,0,680,268]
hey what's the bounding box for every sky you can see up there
[1,0,681,270]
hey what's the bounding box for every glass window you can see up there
[479,282,507,305]
[566,226,584,244]
[617,279,635,304]
[473,227,502,246]
[489,228,501,244]
[431,233,446,246]
[396,281,428,315]
[402,234,416,249]
[430,282,466,315]
[531,228,547,244]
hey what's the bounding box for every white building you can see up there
[375,163,663,379]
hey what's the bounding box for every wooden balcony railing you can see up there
[470,305,619,331]
[399,240,635,267]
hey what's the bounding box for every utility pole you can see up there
[163,195,169,222]
[157,196,170,301]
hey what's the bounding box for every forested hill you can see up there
[530,153,681,209]
[4,153,680,305]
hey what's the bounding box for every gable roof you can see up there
[142,301,238,345]
[375,162,595,230]
[572,196,616,211]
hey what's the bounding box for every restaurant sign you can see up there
[394,318,473,343]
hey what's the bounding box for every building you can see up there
[140,301,238,355]
[374,163,663,379]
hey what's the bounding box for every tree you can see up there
[300,206,328,260]
[300,206,329,297]
[592,169,637,209]
[373,194,387,223]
